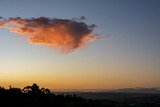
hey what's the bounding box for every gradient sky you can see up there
[0,0,160,90]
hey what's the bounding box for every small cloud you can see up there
[0,16,103,53]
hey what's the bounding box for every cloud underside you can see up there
[0,17,101,52]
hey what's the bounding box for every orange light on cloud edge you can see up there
[0,16,102,53]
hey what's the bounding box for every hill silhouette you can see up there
[0,83,160,107]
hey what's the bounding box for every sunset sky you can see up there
[0,0,160,90]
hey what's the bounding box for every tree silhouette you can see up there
[22,83,41,95]
[0,83,158,107]
[8,86,22,96]
[40,87,51,94]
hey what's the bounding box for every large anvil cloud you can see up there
[0,16,101,52]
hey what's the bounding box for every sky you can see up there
[0,0,160,90]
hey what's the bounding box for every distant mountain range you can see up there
[53,88,160,93]
[110,88,160,93]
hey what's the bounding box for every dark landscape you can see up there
[0,84,160,107]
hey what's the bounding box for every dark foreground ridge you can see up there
[0,83,160,107]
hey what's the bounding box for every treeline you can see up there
[0,83,160,107]
[0,83,112,107]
